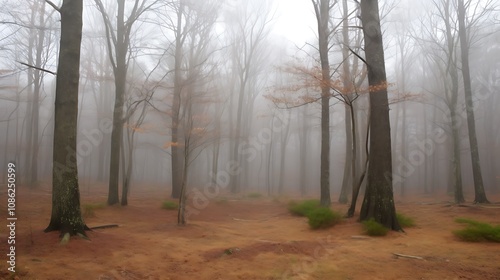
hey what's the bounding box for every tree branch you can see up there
[45,0,60,13]
[18,61,56,75]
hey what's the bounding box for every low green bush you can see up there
[307,208,342,230]
[396,213,416,228]
[362,219,389,236]
[82,203,105,218]
[161,201,178,210]
[453,218,500,242]
[288,199,321,217]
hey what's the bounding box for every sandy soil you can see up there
[1,184,499,280]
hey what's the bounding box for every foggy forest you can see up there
[0,0,499,279]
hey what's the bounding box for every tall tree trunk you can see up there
[278,111,291,194]
[299,107,308,196]
[24,5,36,185]
[313,0,332,207]
[339,106,352,203]
[170,1,184,199]
[451,112,465,203]
[457,0,489,203]
[107,0,129,205]
[30,0,47,187]
[339,0,352,204]
[230,73,247,193]
[45,0,88,238]
[359,0,401,231]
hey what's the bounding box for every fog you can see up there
[1,0,499,199]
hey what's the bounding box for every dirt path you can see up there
[1,186,499,279]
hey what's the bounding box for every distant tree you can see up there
[44,0,88,239]
[94,0,158,205]
[225,0,274,194]
[358,0,401,231]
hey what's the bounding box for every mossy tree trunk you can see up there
[358,0,401,231]
[45,0,88,237]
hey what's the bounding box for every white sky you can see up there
[273,0,318,47]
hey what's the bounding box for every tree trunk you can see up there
[457,0,489,204]
[45,0,88,237]
[170,1,184,199]
[299,107,308,196]
[443,0,464,203]
[451,108,465,203]
[30,0,47,187]
[278,111,291,194]
[359,0,401,231]
[107,0,129,205]
[339,0,352,204]
[313,0,332,207]
[24,6,36,185]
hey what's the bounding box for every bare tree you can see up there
[44,0,88,240]
[94,0,158,205]
[457,0,489,203]
[311,0,335,207]
[358,0,401,231]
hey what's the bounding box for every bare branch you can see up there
[18,61,56,75]
[348,46,367,66]
[45,0,60,13]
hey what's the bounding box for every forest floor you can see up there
[1,184,499,280]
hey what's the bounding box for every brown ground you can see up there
[1,184,499,280]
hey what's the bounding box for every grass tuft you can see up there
[396,213,416,228]
[161,201,178,210]
[246,192,263,199]
[307,207,342,230]
[362,219,389,236]
[453,218,500,242]
[288,199,321,217]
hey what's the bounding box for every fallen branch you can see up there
[255,239,279,244]
[89,224,119,230]
[351,235,371,239]
[392,253,424,260]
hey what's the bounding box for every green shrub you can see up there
[362,219,389,236]
[215,197,228,204]
[307,208,342,230]
[161,201,178,210]
[288,199,321,217]
[82,203,105,218]
[453,218,500,242]
[396,213,416,228]
[246,192,263,199]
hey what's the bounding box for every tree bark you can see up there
[359,0,401,231]
[45,0,88,237]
